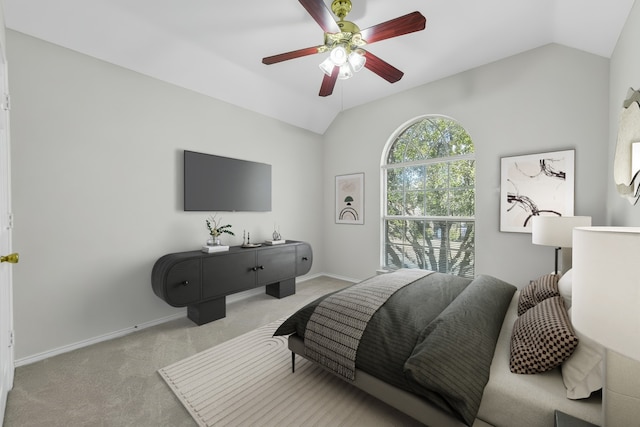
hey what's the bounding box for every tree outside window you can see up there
[383,116,475,278]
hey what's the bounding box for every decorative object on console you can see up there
[531,216,592,275]
[572,226,640,426]
[335,172,364,225]
[201,245,229,253]
[206,214,234,246]
[265,225,285,245]
[241,231,261,248]
[264,240,286,245]
[272,225,282,241]
[613,88,640,205]
[500,150,575,233]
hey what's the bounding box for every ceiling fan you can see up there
[262,0,426,97]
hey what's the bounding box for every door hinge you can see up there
[6,213,13,230]
[1,94,9,111]
[8,330,14,348]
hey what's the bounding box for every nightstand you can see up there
[554,410,598,427]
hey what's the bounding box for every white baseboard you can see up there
[15,272,358,367]
[14,312,185,367]
[319,272,360,283]
[0,382,8,427]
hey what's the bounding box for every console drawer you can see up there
[164,258,201,306]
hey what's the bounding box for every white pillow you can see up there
[558,268,573,309]
[562,308,604,399]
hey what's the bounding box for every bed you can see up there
[273,269,602,427]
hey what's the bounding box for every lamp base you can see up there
[561,247,572,276]
[605,350,640,426]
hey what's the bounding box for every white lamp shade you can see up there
[329,46,348,66]
[348,51,366,72]
[319,57,335,76]
[337,63,354,80]
[532,216,592,247]
[572,226,640,361]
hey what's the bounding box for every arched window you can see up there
[382,116,475,277]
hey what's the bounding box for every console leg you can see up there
[266,278,296,298]
[187,297,226,325]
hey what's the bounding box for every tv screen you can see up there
[184,150,272,212]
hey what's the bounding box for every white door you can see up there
[0,41,15,422]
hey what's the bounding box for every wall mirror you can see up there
[613,87,640,205]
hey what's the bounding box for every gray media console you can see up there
[151,240,312,325]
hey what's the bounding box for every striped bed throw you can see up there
[304,269,432,380]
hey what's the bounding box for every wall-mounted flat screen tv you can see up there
[184,150,272,212]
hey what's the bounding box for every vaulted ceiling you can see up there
[4,0,635,134]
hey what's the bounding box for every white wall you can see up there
[609,0,640,225]
[322,44,610,286]
[7,31,324,361]
[0,3,5,53]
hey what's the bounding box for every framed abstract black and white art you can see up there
[500,149,575,233]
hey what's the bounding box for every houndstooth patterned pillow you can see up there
[517,273,560,316]
[510,296,578,374]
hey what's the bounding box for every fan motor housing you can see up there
[331,0,352,19]
[337,20,360,34]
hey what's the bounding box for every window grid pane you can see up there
[384,219,475,277]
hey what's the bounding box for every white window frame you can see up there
[380,115,475,274]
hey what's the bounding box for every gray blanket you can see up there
[274,271,515,426]
[304,269,432,380]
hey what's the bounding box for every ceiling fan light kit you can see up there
[319,46,366,80]
[262,0,426,97]
[329,45,348,66]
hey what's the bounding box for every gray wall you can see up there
[322,44,610,286]
[609,0,640,225]
[7,31,324,360]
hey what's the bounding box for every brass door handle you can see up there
[0,253,19,264]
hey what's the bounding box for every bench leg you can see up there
[291,352,295,373]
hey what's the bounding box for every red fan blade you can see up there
[262,46,323,65]
[319,67,339,97]
[299,0,341,33]
[363,51,404,83]
[359,11,426,44]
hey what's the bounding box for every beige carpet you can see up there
[159,319,423,427]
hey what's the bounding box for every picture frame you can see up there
[335,173,364,225]
[500,149,575,233]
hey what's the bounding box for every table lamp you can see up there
[531,216,592,275]
[572,226,640,426]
